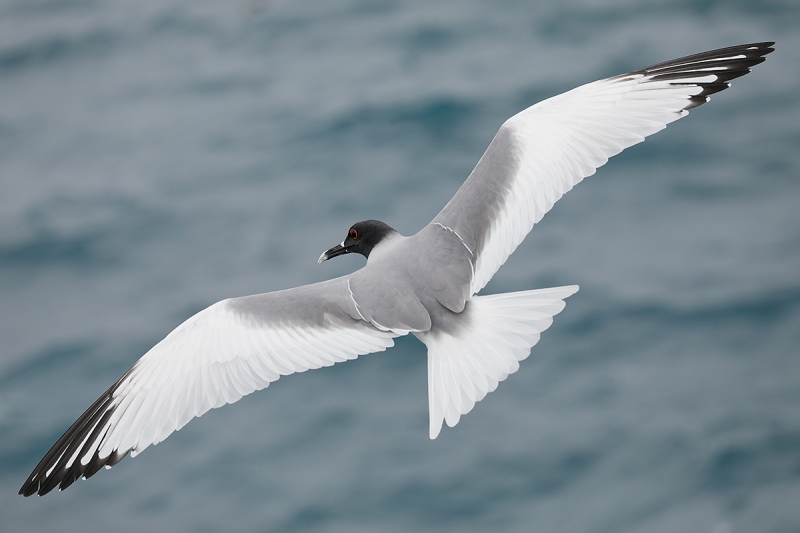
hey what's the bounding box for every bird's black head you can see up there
[318,220,398,264]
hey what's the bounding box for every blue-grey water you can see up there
[1,1,799,532]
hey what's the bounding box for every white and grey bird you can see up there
[21,42,774,496]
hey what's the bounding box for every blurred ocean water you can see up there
[1,0,799,531]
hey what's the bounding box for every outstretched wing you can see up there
[20,276,397,496]
[432,42,774,295]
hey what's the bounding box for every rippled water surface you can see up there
[1,1,799,532]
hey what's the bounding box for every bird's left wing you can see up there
[20,276,397,496]
[432,42,774,295]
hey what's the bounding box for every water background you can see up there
[1,1,799,532]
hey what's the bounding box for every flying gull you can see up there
[20,42,774,496]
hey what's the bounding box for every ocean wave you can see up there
[0,30,119,74]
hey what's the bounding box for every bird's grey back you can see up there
[348,225,474,334]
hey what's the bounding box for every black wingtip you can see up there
[616,42,775,113]
[18,367,137,497]
[638,42,775,74]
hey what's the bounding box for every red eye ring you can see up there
[349,228,359,240]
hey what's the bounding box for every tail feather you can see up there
[418,285,579,439]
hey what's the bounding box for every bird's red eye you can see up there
[349,228,359,240]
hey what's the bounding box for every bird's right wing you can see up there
[432,42,774,295]
[20,276,397,496]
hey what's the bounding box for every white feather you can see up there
[468,70,716,294]
[82,299,396,463]
[417,285,579,439]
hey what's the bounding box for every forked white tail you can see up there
[417,285,579,439]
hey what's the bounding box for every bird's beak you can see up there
[318,242,348,264]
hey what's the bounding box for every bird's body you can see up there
[21,42,774,497]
